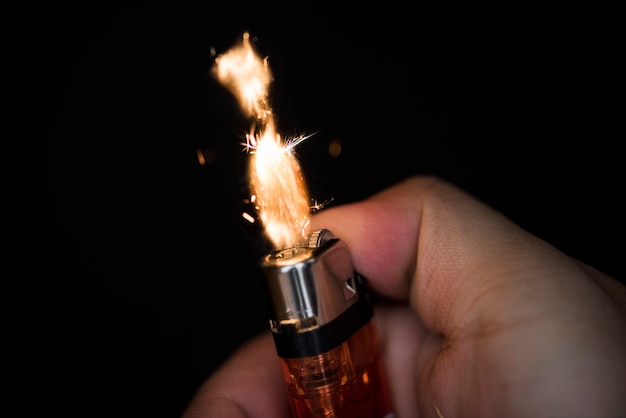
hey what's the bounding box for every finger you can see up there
[310,176,425,300]
[180,332,289,418]
[374,303,441,418]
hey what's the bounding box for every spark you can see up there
[213,33,312,249]
[242,212,256,224]
[241,132,258,153]
[310,197,334,213]
[284,132,318,152]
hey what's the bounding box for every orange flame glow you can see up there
[213,33,311,249]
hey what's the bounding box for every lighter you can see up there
[259,229,395,418]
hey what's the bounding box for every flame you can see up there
[213,32,311,249]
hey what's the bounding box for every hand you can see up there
[181,175,626,418]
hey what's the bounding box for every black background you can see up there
[7,2,623,417]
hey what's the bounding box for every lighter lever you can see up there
[259,229,395,418]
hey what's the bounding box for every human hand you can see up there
[181,175,626,418]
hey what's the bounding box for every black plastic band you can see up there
[272,281,374,358]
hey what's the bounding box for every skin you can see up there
[181,175,626,418]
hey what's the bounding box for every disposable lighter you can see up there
[258,228,395,418]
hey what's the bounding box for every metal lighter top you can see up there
[259,229,373,358]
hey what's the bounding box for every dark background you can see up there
[7,2,623,417]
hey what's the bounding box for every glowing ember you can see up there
[213,32,311,249]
